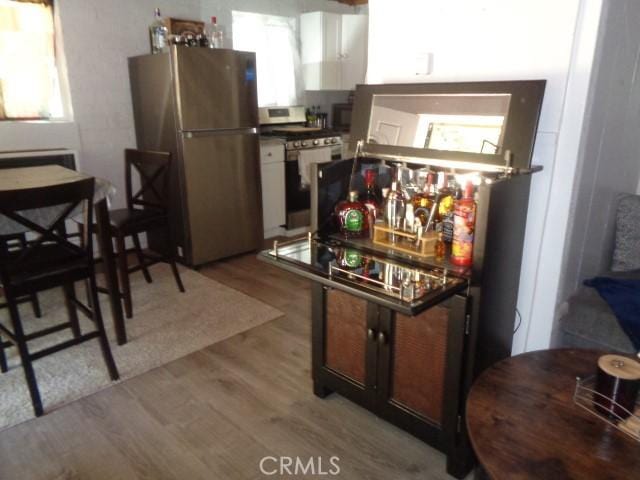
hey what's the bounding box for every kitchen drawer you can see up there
[259,141,284,164]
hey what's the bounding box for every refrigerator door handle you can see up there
[181,127,258,139]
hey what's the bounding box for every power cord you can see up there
[513,308,522,334]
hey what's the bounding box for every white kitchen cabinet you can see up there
[301,12,368,91]
[259,139,286,238]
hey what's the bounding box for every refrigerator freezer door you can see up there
[172,47,259,131]
[181,132,263,265]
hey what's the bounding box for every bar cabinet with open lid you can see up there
[258,80,545,478]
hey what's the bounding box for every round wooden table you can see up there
[466,349,640,479]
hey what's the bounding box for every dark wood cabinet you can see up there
[259,80,546,480]
[312,284,474,477]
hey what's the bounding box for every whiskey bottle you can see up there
[149,8,168,54]
[335,191,369,238]
[437,172,455,242]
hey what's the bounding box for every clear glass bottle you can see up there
[206,16,224,48]
[149,8,168,54]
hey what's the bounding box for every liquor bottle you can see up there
[362,169,381,222]
[149,8,168,54]
[434,231,446,261]
[206,16,224,48]
[335,191,369,238]
[412,172,435,226]
[306,107,316,128]
[451,181,477,266]
[437,172,455,242]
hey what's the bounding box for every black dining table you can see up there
[0,165,128,344]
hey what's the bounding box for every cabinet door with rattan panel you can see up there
[389,306,449,426]
[324,289,368,385]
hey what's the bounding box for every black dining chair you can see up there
[0,177,119,417]
[107,149,184,318]
[0,233,42,318]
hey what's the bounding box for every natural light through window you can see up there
[232,11,301,107]
[0,0,63,120]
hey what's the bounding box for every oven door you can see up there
[285,146,341,229]
[285,149,311,228]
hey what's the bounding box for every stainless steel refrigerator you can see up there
[128,47,263,266]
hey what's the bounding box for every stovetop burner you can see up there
[260,127,341,141]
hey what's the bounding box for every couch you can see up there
[558,194,640,354]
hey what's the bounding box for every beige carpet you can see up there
[0,264,283,430]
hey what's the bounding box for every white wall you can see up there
[559,1,640,307]
[367,0,604,353]
[0,0,362,208]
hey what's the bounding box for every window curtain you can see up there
[232,11,302,107]
[0,0,59,119]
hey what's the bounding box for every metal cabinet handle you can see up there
[377,331,387,345]
[367,328,376,341]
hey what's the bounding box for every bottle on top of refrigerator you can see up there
[451,181,477,266]
[149,8,168,54]
[206,16,224,48]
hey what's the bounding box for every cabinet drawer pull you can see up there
[367,328,376,341]
[377,331,387,345]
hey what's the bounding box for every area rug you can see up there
[0,264,283,430]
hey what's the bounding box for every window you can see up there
[232,11,302,107]
[0,0,63,120]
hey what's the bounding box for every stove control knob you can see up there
[293,141,301,147]
[313,139,320,146]
[301,141,308,147]
[331,138,338,144]
[324,138,331,145]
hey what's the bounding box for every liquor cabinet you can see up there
[259,80,545,478]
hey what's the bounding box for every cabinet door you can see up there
[324,288,369,385]
[376,295,469,446]
[260,161,285,234]
[340,14,368,90]
[321,12,342,90]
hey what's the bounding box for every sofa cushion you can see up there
[612,194,640,271]
[559,285,635,353]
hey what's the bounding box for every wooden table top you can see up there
[0,165,90,192]
[466,348,640,480]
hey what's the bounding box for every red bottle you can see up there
[451,181,476,266]
[335,191,370,238]
[362,169,381,223]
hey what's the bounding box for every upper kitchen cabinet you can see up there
[301,12,368,91]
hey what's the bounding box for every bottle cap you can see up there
[348,190,359,202]
[211,16,217,23]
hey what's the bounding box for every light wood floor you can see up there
[0,253,458,480]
